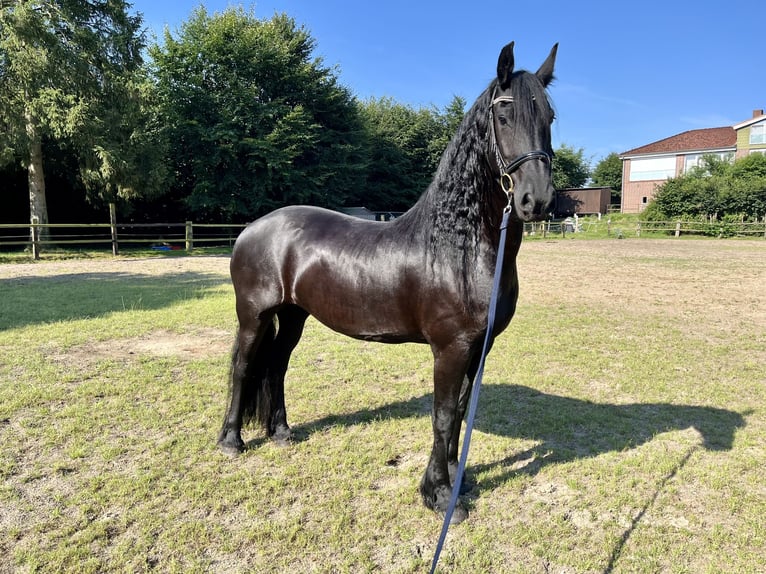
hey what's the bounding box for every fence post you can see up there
[186,221,193,252]
[675,221,681,238]
[31,216,40,260]
[109,202,119,256]
[636,221,641,237]
[607,218,611,236]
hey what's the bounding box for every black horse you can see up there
[218,41,558,523]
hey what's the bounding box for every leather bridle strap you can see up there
[487,90,552,198]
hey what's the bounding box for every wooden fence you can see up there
[0,221,247,260]
[523,218,766,239]
[2,216,764,260]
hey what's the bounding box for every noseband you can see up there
[488,91,552,204]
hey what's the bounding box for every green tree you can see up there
[0,0,152,237]
[427,95,466,170]
[731,152,766,179]
[149,8,365,221]
[590,152,622,194]
[644,153,766,221]
[355,96,465,211]
[552,143,590,189]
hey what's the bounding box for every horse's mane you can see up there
[397,70,550,268]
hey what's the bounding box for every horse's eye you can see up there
[498,115,508,126]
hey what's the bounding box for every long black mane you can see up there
[395,70,552,266]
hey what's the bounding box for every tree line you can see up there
[1,3,609,229]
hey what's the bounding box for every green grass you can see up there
[0,241,764,573]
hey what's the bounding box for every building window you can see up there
[684,152,735,173]
[751,122,766,145]
[629,157,676,181]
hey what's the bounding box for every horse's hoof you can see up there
[448,504,469,525]
[218,443,244,457]
[217,437,245,457]
[270,426,293,446]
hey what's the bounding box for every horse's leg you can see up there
[264,305,308,444]
[217,315,276,455]
[448,350,482,494]
[420,342,472,524]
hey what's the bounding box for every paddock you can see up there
[0,239,763,572]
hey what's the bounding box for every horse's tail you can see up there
[229,320,277,431]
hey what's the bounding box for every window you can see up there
[751,122,766,145]
[629,157,676,181]
[684,151,735,173]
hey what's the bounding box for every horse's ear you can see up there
[536,43,558,87]
[496,41,515,90]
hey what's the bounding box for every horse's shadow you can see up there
[245,383,746,572]
[469,384,745,485]
[247,383,746,475]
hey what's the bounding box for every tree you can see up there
[644,153,766,221]
[552,143,590,189]
[591,152,623,194]
[149,8,365,221]
[355,96,465,211]
[427,95,466,171]
[0,0,151,238]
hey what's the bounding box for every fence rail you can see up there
[523,217,766,239]
[0,221,248,259]
[2,215,764,260]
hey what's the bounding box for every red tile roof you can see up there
[621,127,736,157]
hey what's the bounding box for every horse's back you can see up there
[230,206,427,340]
[231,205,386,272]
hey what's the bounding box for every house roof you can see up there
[621,127,736,158]
[733,113,766,130]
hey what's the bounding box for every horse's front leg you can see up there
[420,342,472,524]
[448,351,482,494]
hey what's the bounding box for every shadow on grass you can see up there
[243,383,746,483]
[0,270,230,330]
[250,383,745,459]
[241,384,746,570]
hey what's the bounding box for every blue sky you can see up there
[129,0,765,167]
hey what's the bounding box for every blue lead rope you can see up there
[429,209,511,573]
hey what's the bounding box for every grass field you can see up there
[0,239,764,573]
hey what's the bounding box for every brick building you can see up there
[619,109,766,213]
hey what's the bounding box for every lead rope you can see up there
[429,192,513,574]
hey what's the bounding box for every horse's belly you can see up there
[289,257,427,343]
[295,284,425,344]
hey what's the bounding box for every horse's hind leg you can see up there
[264,305,308,443]
[217,316,276,455]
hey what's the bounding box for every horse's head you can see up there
[489,42,558,222]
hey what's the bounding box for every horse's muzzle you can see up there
[517,184,555,222]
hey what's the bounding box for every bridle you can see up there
[488,89,552,207]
